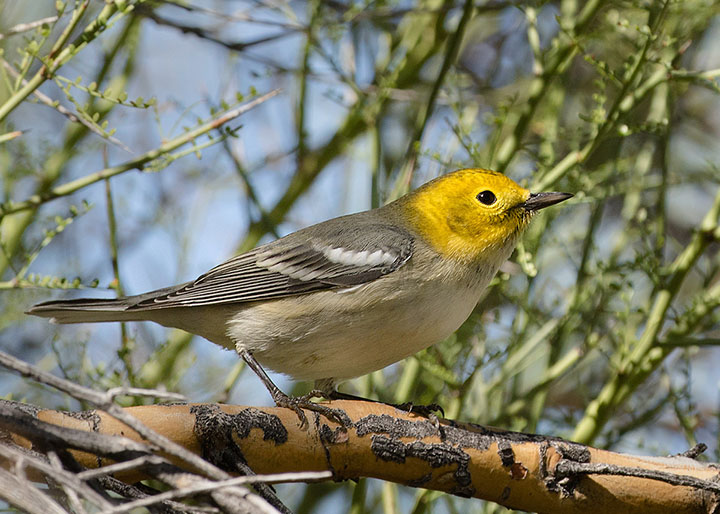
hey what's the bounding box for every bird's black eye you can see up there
[476,190,497,205]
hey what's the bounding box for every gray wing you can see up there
[129,220,414,309]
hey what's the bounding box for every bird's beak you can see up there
[522,192,573,211]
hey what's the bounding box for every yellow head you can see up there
[400,168,571,263]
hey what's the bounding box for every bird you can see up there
[28,168,572,425]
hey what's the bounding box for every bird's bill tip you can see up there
[523,192,573,211]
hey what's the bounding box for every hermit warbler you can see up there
[28,168,571,422]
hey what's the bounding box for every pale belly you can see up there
[226,272,489,383]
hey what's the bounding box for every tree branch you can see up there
[1,398,718,514]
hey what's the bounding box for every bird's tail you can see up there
[26,297,150,324]
[27,284,190,324]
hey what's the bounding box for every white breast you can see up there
[227,258,497,383]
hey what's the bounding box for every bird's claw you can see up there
[393,401,444,435]
[271,390,352,428]
[393,401,445,418]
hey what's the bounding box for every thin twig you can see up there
[139,7,298,51]
[0,466,67,514]
[555,459,720,494]
[0,16,60,40]
[106,471,332,514]
[105,386,188,403]
[0,441,114,510]
[47,451,90,514]
[0,58,132,152]
[0,351,216,475]
[0,353,286,513]
[76,455,167,480]
[0,89,280,217]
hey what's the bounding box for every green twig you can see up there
[573,186,720,444]
[0,90,279,217]
[0,1,113,123]
[493,0,603,171]
[394,0,475,196]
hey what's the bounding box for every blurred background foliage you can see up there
[1,0,720,512]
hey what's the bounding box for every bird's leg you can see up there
[237,350,351,428]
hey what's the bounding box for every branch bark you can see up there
[1,399,718,514]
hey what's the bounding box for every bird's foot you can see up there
[237,350,352,428]
[271,389,352,429]
[392,401,445,433]
[392,401,445,418]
